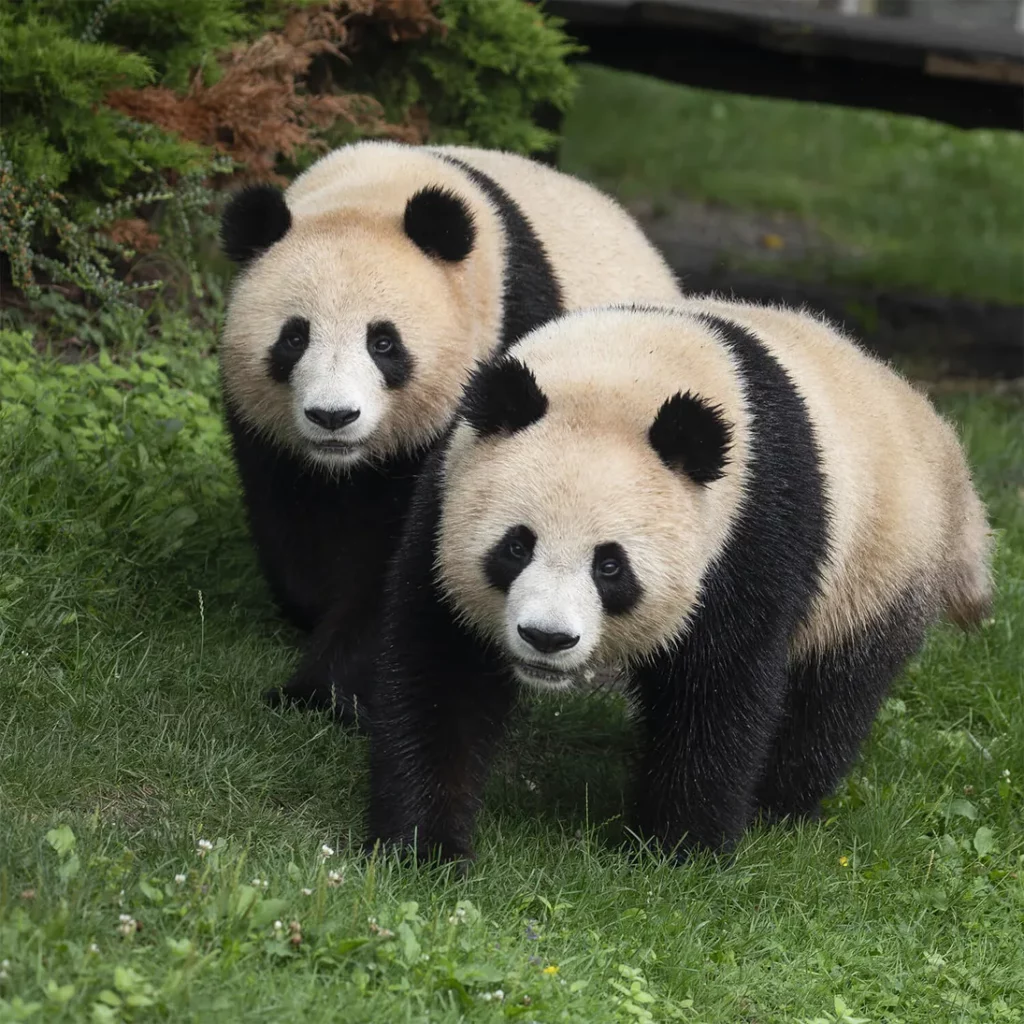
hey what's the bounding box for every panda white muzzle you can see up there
[504,562,603,688]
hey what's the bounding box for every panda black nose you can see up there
[517,625,580,654]
[304,407,360,431]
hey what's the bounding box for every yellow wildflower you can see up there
[542,965,559,975]
[839,855,849,867]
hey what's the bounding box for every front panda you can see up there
[364,302,993,862]
[217,141,681,719]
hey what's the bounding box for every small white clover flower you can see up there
[196,839,213,856]
[174,873,187,885]
[89,944,100,954]
[118,914,132,924]
[327,870,344,888]
[1002,768,1011,781]
[250,877,269,889]
[118,915,137,937]
[274,920,283,930]
[301,887,314,896]
[320,844,335,859]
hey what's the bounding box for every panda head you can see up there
[219,180,483,470]
[437,308,745,692]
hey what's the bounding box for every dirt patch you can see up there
[630,197,1023,380]
[627,196,858,275]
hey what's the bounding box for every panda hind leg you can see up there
[263,602,379,734]
[755,594,930,823]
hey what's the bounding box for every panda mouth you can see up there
[310,440,363,454]
[511,659,576,687]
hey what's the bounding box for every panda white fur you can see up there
[218,140,681,716]
[360,300,993,861]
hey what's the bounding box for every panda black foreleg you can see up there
[365,451,518,864]
[755,596,929,821]
[366,609,516,864]
[630,649,789,857]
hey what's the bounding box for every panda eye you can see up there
[371,334,394,355]
[598,557,621,577]
[283,332,306,351]
[506,538,527,560]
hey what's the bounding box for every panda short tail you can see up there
[940,487,995,631]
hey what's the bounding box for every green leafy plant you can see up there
[364,0,583,155]
[0,9,207,200]
[0,146,226,308]
[0,0,582,340]
[0,326,229,571]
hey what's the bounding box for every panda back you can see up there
[674,297,992,656]
[430,145,683,309]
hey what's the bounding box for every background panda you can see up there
[218,140,682,717]
[362,301,993,863]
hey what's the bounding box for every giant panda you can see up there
[218,140,682,717]
[360,300,993,862]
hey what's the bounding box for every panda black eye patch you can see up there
[266,316,310,383]
[593,542,643,615]
[483,525,536,593]
[367,320,413,389]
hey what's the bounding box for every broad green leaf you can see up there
[46,824,76,857]
[973,826,997,857]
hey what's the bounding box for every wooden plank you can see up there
[545,0,1024,130]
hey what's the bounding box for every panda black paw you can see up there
[328,687,374,734]
[262,673,373,734]
[262,676,333,712]
[361,835,474,875]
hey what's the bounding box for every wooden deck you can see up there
[545,0,1024,130]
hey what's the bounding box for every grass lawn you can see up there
[559,65,1024,306]
[2,352,1023,1024]
[2,74,1023,1022]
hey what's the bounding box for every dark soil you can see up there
[630,198,1024,381]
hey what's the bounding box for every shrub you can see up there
[103,3,427,185]
[0,325,231,569]
[0,0,582,331]
[0,9,206,202]
[0,145,223,305]
[381,0,583,155]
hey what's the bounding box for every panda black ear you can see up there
[220,184,291,265]
[648,391,732,484]
[404,186,476,262]
[461,357,548,438]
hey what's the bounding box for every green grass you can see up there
[2,69,1024,1019]
[559,65,1024,305]
[1,327,1023,1023]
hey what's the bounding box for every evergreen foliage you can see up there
[0,0,581,326]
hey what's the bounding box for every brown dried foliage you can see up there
[106,218,161,254]
[106,1,442,184]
